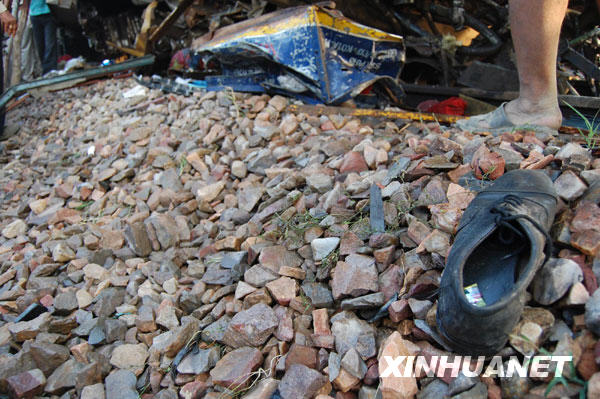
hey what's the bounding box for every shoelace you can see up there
[490,194,553,265]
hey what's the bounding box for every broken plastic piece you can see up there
[134,74,198,96]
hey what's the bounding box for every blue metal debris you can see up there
[170,4,405,105]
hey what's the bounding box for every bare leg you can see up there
[504,0,568,129]
[458,0,568,130]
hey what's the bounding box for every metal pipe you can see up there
[570,27,600,46]
[391,10,434,39]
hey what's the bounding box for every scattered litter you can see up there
[61,57,87,74]
[122,84,148,99]
[135,74,200,96]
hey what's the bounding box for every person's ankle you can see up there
[509,97,559,114]
[505,97,562,129]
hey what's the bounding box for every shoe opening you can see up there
[462,222,531,307]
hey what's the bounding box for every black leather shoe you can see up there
[436,170,558,355]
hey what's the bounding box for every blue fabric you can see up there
[30,0,51,17]
[31,13,57,73]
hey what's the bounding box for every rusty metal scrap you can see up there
[107,0,196,57]
[184,0,268,31]
[150,0,196,43]
[287,103,464,124]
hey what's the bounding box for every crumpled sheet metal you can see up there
[182,4,405,104]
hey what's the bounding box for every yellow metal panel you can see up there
[203,14,313,47]
[202,5,403,48]
[313,8,403,42]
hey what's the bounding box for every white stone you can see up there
[28,199,48,215]
[231,160,247,179]
[163,278,178,295]
[554,171,587,201]
[110,344,148,375]
[235,281,257,299]
[76,289,94,308]
[83,263,109,281]
[196,181,225,202]
[81,383,105,399]
[52,242,76,262]
[2,219,27,239]
[381,181,402,198]
[311,237,340,261]
[555,142,591,161]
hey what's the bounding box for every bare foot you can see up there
[504,98,562,130]
[455,98,562,132]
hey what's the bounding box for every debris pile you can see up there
[179,4,405,105]
[0,79,599,399]
[76,0,271,59]
[72,1,599,100]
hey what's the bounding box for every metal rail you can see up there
[0,55,156,109]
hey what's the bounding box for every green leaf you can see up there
[562,100,599,149]
[538,347,552,356]
[545,376,569,397]
[579,382,587,399]
[75,201,94,211]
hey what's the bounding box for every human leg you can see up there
[457,0,568,131]
[42,14,57,73]
[31,14,45,69]
[504,0,568,128]
[21,15,43,80]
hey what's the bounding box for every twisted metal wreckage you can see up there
[4,0,600,114]
[96,0,600,108]
[170,3,407,105]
